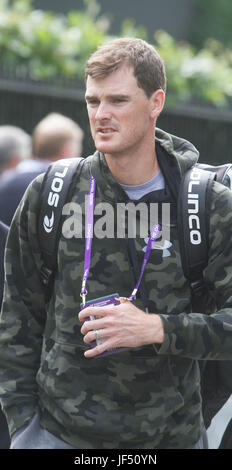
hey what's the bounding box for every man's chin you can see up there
[94,134,119,153]
[95,143,114,154]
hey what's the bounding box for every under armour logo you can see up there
[143,238,172,257]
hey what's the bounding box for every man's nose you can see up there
[95,102,111,120]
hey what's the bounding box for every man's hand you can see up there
[78,301,164,358]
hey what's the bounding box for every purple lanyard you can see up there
[80,176,160,307]
[80,175,96,306]
[127,222,160,301]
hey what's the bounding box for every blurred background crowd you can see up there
[0,0,232,450]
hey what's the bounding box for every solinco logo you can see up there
[43,160,72,233]
[187,168,201,245]
[43,212,55,233]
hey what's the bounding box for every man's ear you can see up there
[150,89,165,120]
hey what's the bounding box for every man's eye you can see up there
[113,98,126,103]
[87,100,98,106]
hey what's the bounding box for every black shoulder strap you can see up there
[37,157,84,291]
[178,166,216,309]
[178,163,232,427]
[196,162,232,189]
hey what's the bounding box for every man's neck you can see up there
[104,149,159,186]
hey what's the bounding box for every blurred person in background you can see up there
[0,125,31,177]
[0,219,10,449]
[0,125,31,448]
[0,113,84,226]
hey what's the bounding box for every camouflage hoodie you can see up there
[1,128,232,449]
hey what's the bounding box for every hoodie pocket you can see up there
[36,341,85,398]
[37,341,184,424]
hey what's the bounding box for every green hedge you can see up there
[189,0,232,49]
[0,0,232,108]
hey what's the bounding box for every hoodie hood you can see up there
[155,128,199,176]
[89,128,199,203]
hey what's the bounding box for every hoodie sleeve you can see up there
[0,221,9,305]
[157,182,232,360]
[0,174,46,437]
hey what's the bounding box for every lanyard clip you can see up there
[80,290,88,308]
[118,297,130,303]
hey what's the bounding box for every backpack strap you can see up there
[196,162,232,189]
[177,166,216,311]
[37,157,84,298]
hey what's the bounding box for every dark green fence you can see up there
[159,105,232,165]
[0,75,232,164]
[0,74,94,156]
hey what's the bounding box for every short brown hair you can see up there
[85,37,166,97]
[32,113,83,159]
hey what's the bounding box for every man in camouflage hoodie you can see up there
[0,38,232,449]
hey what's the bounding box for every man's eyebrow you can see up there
[85,93,130,101]
[85,94,95,101]
[110,94,130,100]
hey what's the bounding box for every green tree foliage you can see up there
[0,0,232,108]
[189,0,232,50]
[155,31,232,107]
[0,0,109,80]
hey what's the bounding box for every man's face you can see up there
[85,66,157,158]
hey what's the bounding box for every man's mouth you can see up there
[97,128,116,134]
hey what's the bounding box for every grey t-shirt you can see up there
[120,171,165,200]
